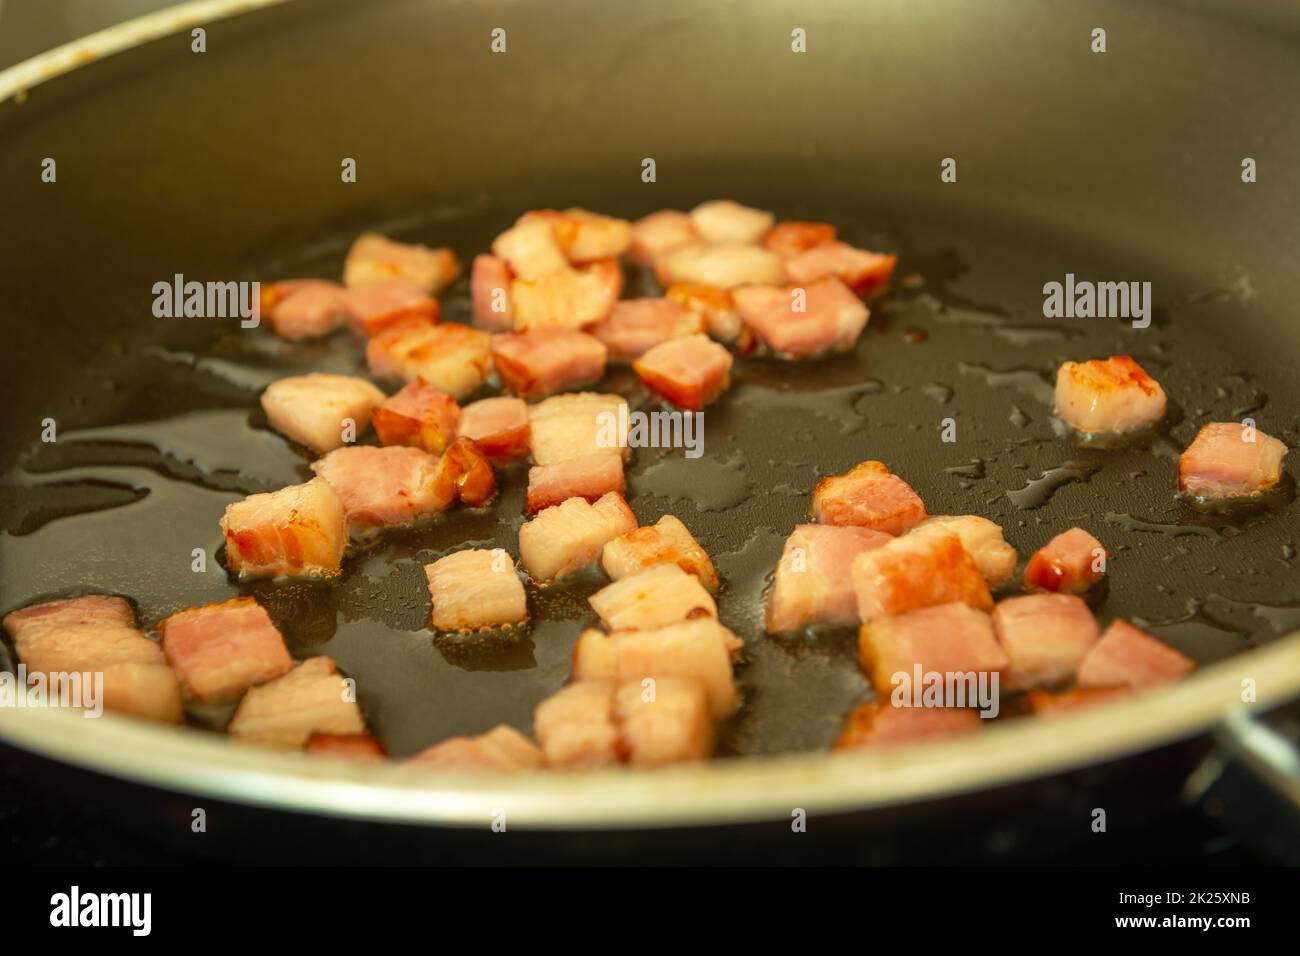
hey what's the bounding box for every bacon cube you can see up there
[571,617,740,717]
[365,316,439,379]
[310,445,453,538]
[913,515,1017,587]
[1054,355,1167,435]
[342,277,440,337]
[490,330,607,399]
[629,209,698,265]
[157,597,293,704]
[766,524,892,632]
[588,563,717,631]
[424,548,527,632]
[343,232,458,294]
[459,396,530,464]
[1023,526,1107,593]
[261,279,348,341]
[733,276,869,357]
[527,453,625,514]
[261,372,386,454]
[1076,619,1195,689]
[306,733,388,759]
[689,200,774,245]
[762,221,837,258]
[518,491,637,582]
[858,601,1008,695]
[834,699,981,751]
[601,514,719,591]
[491,216,571,279]
[852,530,993,621]
[533,680,621,769]
[367,320,492,399]
[784,242,898,296]
[656,242,785,290]
[438,436,497,507]
[589,298,704,361]
[4,595,134,654]
[470,254,514,331]
[409,724,542,772]
[991,594,1099,689]
[521,208,632,264]
[633,334,734,411]
[528,392,629,466]
[511,259,622,331]
[813,460,926,535]
[1178,421,1289,500]
[665,282,744,343]
[221,478,348,578]
[371,380,460,454]
[228,656,365,749]
[614,676,714,767]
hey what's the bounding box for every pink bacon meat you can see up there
[834,699,981,751]
[520,208,632,265]
[813,460,926,535]
[1054,355,1167,435]
[371,379,461,455]
[157,596,293,704]
[533,680,623,769]
[633,333,734,411]
[459,396,530,464]
[310,445,454,538]
[912,516,1017,588]
[853,530,994,621]
[1023,526,1106,594]
[510,259,622,332]
[306,733,388,759]
[424,548,527,631]
[261,279,349,341]
[490,329,608,399]
[261,372,386,455]
[689,200,774,245]
[588,563,717,631]
[518,491,637,582]
[990,593,1099,690]
[527,453,625,514]
[766,524,891,632]
[221,478,348,579]
[590,298,704,361]
[528,392,629,466]
[228,656,365,749]
[1076,619,1194,689]
[665,282,745,344]
[629,209,698,266]
[470,254,514,331]
[342,277,440,338]
[858,601,1008,696]
[762,221,837,258]
[784,242,897,297]
[409,724,542,772]
[733,276,869,358]
[601,514,719,591]
[657,242,784,290]
[343,232,459,295]
[1178,421,1288,500]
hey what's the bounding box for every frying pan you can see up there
[1,0,1299,863]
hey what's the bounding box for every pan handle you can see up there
[1183,705,1300,863]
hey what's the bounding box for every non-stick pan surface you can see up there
[1,0,1298,829]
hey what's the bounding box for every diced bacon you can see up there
[470,254,514,331]
[261,372,386,454]
[459,396,531,464]
[491,216,571,280]
[1077,619,1195,689]
[601,515,719,591]
[221,478,348,579]
[990,594,1099,690]
[633,334,734,411]
[511,259,622,331]
[518,491,637,582]
[858,601,1008,695]
[656,242,785,290]
[343,232,459,294]
[310,445,453,537]
[913,515,1017,587]
[613,676,714,767]
[629,210,698,265]
[424,548,527,631]
[4,596,184,724]
[689,200,774,244]
[762,221,837,258]
[571,618,740,717]
[834,699,981,751]
[521,208,632,264]
[305,733,389,759]
[528,392,629,466]
[371,380,460,455]
[733,276,869,357]
[765,524,891,632]
[438,436,497,507]
[533,680,621,769]
[1054,355,1167,435]
[527,454,625,514]
[341,277,439,337]
[1178,421,1289,500]
[157,596,293,704]
[409,724,542,772]
[365,317,438,379]
[228,656,364,749]
[589,298,703,361]
[665,282,744,343]
[812,460,926,535]
[588,564,717,631]
[1026,686,1131,715]
[852,530,993,621]
[491,330,607,399]
[367,320,492,400]
[1023,526,1107,594]
[784,242,898,296]
[262,279,348,341]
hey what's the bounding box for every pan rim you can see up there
[1,636,1296,828]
